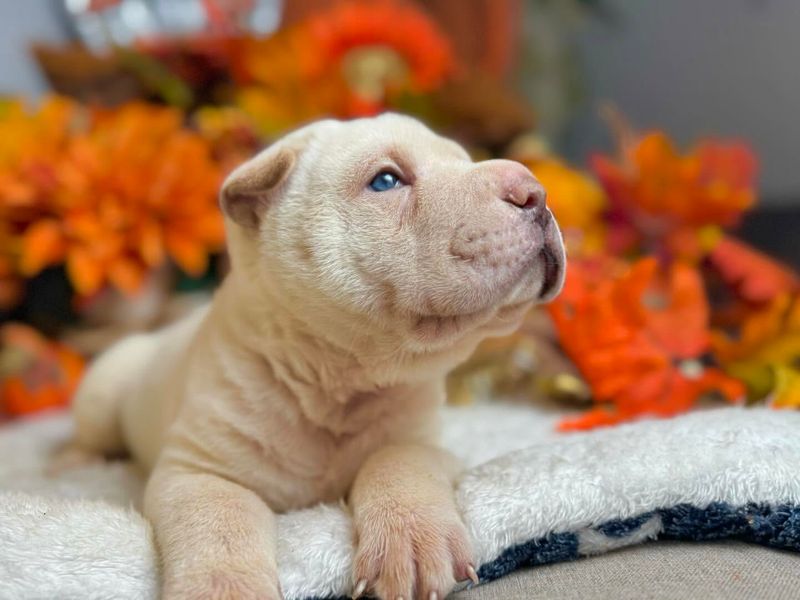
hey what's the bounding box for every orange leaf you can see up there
[708,236,799,304]
[549,256,737,430]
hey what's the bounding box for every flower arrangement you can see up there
[0,98,223,306]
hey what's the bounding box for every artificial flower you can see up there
[229,0,454,132]
[1,99,223,300]
[707,236,798,305]
[304,0,454,103]
[523,157,607,256]
[0,323,84,417]
[771,366,800,409]
[229,26,352,136]
[591,131,757,260]
[194,105,261,174]
[712,293,800,406]
[0,97,80,307]
[0,96,76,210]
[550,257,744,430]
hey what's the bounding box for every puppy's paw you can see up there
[352,499,476,600]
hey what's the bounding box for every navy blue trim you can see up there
[304,503,800,599]
[476,531,580,582]
[597,512,655,538]
[660,502,800,549]
[476,503,800,587]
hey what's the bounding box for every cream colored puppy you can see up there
[69,113,565,600]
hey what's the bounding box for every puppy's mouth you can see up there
[535,216,566,301]
[538,245,562,300]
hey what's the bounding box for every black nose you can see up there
[503,180,547,212]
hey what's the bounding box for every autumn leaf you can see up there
[591,130,757,260]
[707,236,799,304]
[712,293,800,405]
[550,257,744,430]
[771,366,800,409]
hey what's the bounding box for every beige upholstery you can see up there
[454,541,800,599]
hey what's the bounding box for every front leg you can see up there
[350,444,477,600]
[144,461,281,600]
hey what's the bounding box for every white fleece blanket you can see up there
[1,405,799,600]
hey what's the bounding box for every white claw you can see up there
[353,579,367,599]
[467,564,480,585]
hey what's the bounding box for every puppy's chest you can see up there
[231,385,437,509]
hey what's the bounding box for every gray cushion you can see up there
[454,541,800,599]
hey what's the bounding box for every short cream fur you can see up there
[67,114,566,600]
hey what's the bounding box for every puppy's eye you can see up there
[368,171,403,192]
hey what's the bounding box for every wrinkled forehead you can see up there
[306,115,471,174]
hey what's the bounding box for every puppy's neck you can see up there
[217,273,402,391]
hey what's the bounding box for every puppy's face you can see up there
[222,114,565,358]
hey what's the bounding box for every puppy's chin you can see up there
[404,295,534,354]
[410,308,490,346]
[403,263,561,353]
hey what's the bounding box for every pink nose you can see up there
[502,174,547,212]
[498,165,547,212]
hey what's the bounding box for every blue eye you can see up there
[369,171,402,192]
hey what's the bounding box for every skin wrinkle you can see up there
[69,114,566,600]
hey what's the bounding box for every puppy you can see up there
[69,113,566,600]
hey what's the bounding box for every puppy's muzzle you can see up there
[497,168,565,301]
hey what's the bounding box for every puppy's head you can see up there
[221,114,565,362]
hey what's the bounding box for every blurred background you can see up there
[4,1,800,202]
[0,0,798,430]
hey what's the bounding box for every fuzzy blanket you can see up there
[1,405,799,600]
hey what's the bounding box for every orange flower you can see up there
[304,0,454,92]
[229,0,454,132]
[549,257,744,430]
[522,157,607,256]
[229,27,352,136]
[712,294,800,406]
[592,131,757,259]
[0,96,76,212]
[0,97,80,307]
[1,98,224,301]
[0,323,85,417]
[194,106,261,174]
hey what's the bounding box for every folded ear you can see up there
[220,145,296,229]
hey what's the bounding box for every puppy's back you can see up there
[72,304,209,468]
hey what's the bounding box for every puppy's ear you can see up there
[220,145,296,229]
